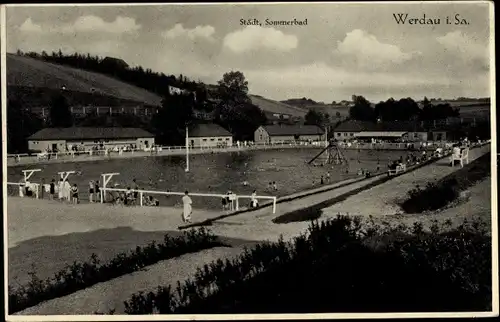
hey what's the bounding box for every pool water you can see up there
[8,148,410,210]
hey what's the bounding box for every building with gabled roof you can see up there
[28,127,154,152]
[332,120,449,142]
[188,123,233,148]
[254,124,325,144]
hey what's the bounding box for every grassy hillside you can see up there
[6,53,162,107]
[249,95,308,117]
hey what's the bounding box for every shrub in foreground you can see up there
[8,227,224,314]
[123,215,491,314]
[401,152,490,213]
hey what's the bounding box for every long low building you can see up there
[188,123,233,148]
[333,120,449,142]
[354,131,408,140]
[254,124,325,144]
[28,127,155,152]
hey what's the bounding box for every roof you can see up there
[261,124,325,136]
[334,120,428,132]
[28,127,154,141]
[355,131,407,138]
[334,120,377,132]
[189,123,232,137]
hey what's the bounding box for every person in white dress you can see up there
[58,179,64,201]
[250,190,258,208]
[182,191,193,223]
[63,179,72,202]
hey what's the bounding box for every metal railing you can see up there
[100,187,278,214]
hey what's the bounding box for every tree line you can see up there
[349,95,461,122]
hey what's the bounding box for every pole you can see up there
[185,125,190,172]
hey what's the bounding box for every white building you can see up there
[28,127,155,152]
[188,123,233,148]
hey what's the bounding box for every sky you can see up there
[4,2,493,103]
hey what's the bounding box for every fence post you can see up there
[272,197,277,214]
[140,191,143,206]
[35,184,39,199]
[236,197,239,210]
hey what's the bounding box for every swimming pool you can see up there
[8,148,411,210]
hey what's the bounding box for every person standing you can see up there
[132,179,139,201]
[182,191,193,223]
[71,184,79,204]
[63,179,71,202]
[40,178,45,199]
[250,190,259,208]
[49,179,56,200]
[58,178,64,201]
[89,180,94,203]
[94,180,100,202]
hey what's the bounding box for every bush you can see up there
[8,227,224,314]
[123,215,491,313]
[401,153,490,213]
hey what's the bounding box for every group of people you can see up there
[106,179,161,207]
[220,189,260,211]
[40,178,81,204]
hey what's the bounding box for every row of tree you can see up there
[349,95,460,122]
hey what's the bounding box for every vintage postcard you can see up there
[2,1,497,320]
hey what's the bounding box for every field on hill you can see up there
[303,104,350,118]
[6,54,162,107]
[249,95,308,117]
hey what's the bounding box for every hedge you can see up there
[401,152,490,213]
[123,215,491,314]
[9,227,225,314]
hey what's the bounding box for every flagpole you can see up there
[185,125,190,172]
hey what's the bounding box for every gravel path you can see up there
[321,144,491,219]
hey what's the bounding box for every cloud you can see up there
[245,62,453,89]
[335,29,417,66]
[18,18,43,33]
[18,15,141,34]
[222,26,298,53]
[162,23,215,40]
[436,31,488,62]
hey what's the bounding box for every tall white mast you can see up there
[185,125,190,172]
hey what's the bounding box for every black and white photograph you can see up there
[2,1,497,318]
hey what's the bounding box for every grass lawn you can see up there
[8,226,258,287]
[401,152,490,213]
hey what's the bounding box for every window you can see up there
[260,135,263,140]
[350,133,354,136]
[203,139,207,142]
[218,138,222,141]
[226,138,230,141]
[337,133,341,137]
[210,138,215,141]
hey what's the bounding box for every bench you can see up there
[388,164,407,176]
[450,148,469,168]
